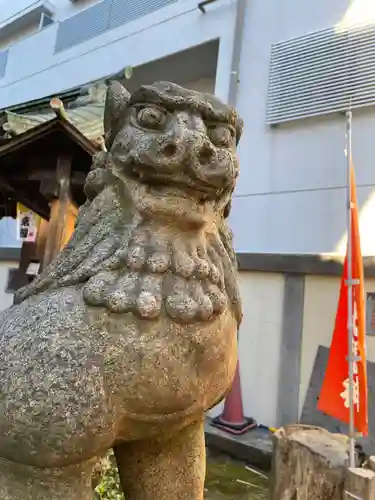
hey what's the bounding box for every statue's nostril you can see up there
[198,146,214,165]
[162,143,177,157]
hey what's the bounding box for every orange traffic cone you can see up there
[211,360,257,435]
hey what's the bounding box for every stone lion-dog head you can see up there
[15,81,243,325]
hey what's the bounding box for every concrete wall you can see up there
[230,0,375,255]
[237,271,285,427]
[0,219,21,248]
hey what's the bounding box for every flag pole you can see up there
[346,108,355,468]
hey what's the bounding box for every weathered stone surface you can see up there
[345,467,375,500]
[0,81,243,499]
[269,425,349,500]
[367,456,375,472]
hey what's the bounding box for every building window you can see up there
[39,13,54,31]
[366,293,375,336]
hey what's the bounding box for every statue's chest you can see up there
[90,304,238,418]
[1,285,237,419]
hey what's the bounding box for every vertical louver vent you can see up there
[55,0,111,52]
[266,22,375,125]
[55,0,178,53]
[0,50,8,79]
[109,0,176,30]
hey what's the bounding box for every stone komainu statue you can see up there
[0,81,243,499]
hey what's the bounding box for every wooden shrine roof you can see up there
[0,117,100,220]
[0,69,133,221]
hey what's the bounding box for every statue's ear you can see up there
[103,80,130,150]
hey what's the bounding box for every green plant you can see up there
[94,450,123,500]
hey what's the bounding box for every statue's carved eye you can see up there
[207,125,235,148]
[136,106,167,130]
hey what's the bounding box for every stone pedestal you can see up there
[270,425,350,500]
[344,467,375,500]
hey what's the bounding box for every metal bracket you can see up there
[345,279,360,285]
[198,0,218,13]
[345,355,362,362]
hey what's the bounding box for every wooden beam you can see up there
[11,241,38,296]
[0,175,50,219]
[42,155,72,270]
[50,97,68,121]
[22,170,86,184]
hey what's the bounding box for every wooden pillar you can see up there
[35,217,49,264]
[61,202,78,249]
[11,241,38,293]
[41,155,74,270]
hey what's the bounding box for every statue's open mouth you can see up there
[124,163,226,202]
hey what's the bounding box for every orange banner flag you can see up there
[317,165,368,436]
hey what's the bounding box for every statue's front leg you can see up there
[114,418,206,500]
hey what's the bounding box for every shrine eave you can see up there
[0,116,98,158]
[0,117,100,220]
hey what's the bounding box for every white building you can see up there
[0,0,374,253]
[1,0,375,431]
